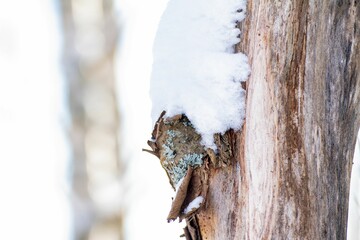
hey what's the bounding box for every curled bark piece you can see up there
[179,159,209,220]
[141,148,159,158]
[167,167,193,222]
[151,111,166,140]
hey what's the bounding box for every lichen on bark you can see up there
[144,111,236,227]
[149,112,208,188]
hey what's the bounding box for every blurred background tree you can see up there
[59,0,123,239]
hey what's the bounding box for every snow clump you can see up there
[150,0,250,149]
[183,196,204,214]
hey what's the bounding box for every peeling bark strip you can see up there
[167,167,194,221]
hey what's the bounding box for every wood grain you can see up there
[197,0,360,239]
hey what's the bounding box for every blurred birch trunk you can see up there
[59,1,123,239]
[196,1,360,239]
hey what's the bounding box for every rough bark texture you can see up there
[197,1,360,239]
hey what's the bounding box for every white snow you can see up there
[183,196,204,214]
[0,1,70,239]
[150,0,250,149]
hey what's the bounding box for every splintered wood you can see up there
[144,111,235,239]
[145,112,210,221]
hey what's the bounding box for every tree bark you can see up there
[197,1,360,239]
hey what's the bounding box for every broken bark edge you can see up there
[167,167,194,222]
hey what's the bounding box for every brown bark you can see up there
[197,1,360,239]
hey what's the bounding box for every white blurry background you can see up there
[0,0,70,239]
[0,0,184,239]
[116,0,185,239]
[0,0,358,240]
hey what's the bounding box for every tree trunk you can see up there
[197,1,360,239]
[60,1,123,239]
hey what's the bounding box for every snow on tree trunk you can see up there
[197,1,360,239]
[147,0,359,239]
